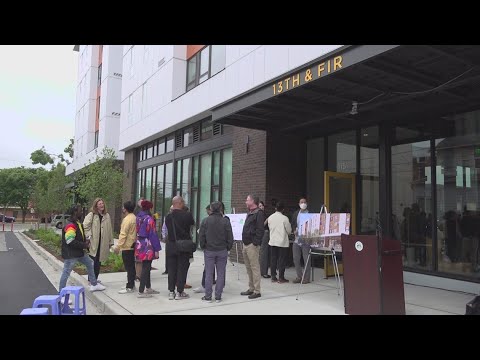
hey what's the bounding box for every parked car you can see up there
[0,214,15,223]
[51,214,69,229]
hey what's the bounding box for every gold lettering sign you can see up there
[272,55,343,96]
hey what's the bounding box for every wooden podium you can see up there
[341,234,405,315]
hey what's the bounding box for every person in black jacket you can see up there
[199,201,233,302]
[59,204,106,293]
[259,201,271,278]
[240,194,266,299]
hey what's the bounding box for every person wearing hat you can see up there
[135,200,162,298]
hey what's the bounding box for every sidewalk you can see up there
[17,232,475,315]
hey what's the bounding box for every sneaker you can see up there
[168,292,176,300]
[89,283,106,292]
[278,278,289,284]
[118,288,135,294]
[184,284,192,289]
[137,292,153,298]
[193,286,205,293]
[175,292,190,300]
[215,297,222,303]
[241,290,254,296]
[292,278,302,284]
[146,288,160,295]
[301,280,310,284]
[201,296,212,303]
[248,293,261,299]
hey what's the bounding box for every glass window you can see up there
[306,138,325,213]
[145,167,153,202]
[146,143,153,159]
[156,165,164,220]
[221,148,232,214]
[199,46,210,83]
[192,156,199,187]
[187,56,197,91]
[200,153,212,224]
[392,127,432,271]
[211,45,226,76]
[328,131,357,173]
[176,160,182,196]
[140,169,145,197]
[360,127,379,235]
[212,188,219,202]
[158,138,165,156]
[213,151,220,185]
[436,110,480,278]
[164,162,173,219]
[136,170,141,202]
[182,158,191,208]
[183,128,193,147]
[202,119,213,140]
[166,135,174,153]
[97,64,102,87]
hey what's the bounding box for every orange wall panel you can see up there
[187,45,205,59]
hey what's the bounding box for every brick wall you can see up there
[230,127,268,263]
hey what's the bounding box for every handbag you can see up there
[171,215,197,253]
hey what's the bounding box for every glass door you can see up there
[324,171,356,235]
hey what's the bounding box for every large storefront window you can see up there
[222,148,232,213]
[135,147,232,237]
[200,153,212,223]
[328,131,357,174]
[306,138,325,213]
[360,127,379,235]
[392,127,432,271]
[436,110,480,279]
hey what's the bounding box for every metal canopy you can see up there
[213,45,480,139]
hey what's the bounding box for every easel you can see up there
[231,207,242,280]
[296,205,343,300]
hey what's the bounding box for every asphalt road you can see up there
[0,232,58,315]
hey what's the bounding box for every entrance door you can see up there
[324,171,356,235]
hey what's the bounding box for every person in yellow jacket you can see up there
[111,201,138,294]
[83,198,114,284]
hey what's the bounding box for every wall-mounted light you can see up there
[350,101,358,115]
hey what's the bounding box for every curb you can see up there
[17,231,131,315]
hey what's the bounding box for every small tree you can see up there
[75,147,124,211]
[4,167,37,223]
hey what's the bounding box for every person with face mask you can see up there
[291,198,311,284]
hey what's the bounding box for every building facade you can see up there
[121,45,480,293]
[67,45,124,176]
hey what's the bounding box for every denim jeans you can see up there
[59,253,98,291]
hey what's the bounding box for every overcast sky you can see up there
[0,45,78,169]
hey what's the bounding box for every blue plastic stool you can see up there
[32,295,61,315]
[59,286,86,315]
[21,308,49,315]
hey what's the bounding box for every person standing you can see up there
[59,204,106,292]
[161,205,173,275]
[193,205,217,294]
[292,197,311,284]
[134,197,145,280]
[111,201,137,294]
[259,201,271,279]
[240,194,265,299]
[135,200,161,298]
[83,198,114,284]
[199,201,233,302]
[165,196,195,300]
[268,202,292,283]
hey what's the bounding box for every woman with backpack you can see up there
[135,200,162,298]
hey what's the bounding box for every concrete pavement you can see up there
[15,231,477,315]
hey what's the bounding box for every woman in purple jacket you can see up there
[135,200,162,298]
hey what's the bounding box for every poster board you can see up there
[225,213,247,241]
[297,213,351,252]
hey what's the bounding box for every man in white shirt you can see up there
[267,202,292,283]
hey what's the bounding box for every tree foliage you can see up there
[75,147,124,210]
[30,146,54,166]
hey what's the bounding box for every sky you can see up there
[0,45,78,169]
